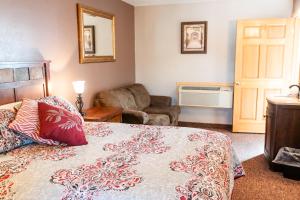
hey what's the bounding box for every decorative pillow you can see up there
[0,101,22,112]
[0,109,34,153]
[38,96,83,122]
[38,102,88,146]
[8,99,59,145]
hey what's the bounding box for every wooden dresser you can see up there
[265,96,300,168]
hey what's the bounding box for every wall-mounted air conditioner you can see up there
[177,83,233,108]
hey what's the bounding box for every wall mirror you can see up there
[77,4,116,63]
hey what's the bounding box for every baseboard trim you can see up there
[178,121,232,131]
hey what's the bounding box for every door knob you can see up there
[235,82,240,86]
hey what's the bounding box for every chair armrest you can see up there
[150,95,172,107]
[122,110,149,124]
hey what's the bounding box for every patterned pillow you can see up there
[0,109,34,153]
[38,102,88,146]
[0,101,22,111]
[8,99,59,145]
[38,96,83,122]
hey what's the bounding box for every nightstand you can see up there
[84,107,123,123]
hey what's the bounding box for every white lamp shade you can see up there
[72,81,85,94]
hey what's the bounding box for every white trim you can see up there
[122,0,220,7]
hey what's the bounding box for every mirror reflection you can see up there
[83,13,113,56]
[77,4,116,63]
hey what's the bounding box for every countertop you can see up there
[267,95,300,106]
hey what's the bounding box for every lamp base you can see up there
[75,94,85,116]
[79,111,86,117]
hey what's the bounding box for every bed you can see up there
[0,61,244,200]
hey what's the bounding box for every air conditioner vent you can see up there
[178,84,233,108]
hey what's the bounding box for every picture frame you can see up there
[181,21,207,54]
[84,25,96,54]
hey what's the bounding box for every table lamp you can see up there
[72,81,85,116]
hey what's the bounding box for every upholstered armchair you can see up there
[94,84,180,126]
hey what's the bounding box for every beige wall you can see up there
[0,0,135,108]
[135,0,293,124]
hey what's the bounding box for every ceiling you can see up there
[122,0,219,7]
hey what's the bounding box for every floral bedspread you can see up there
[0,122,244,200]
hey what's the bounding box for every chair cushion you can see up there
[96,88,138,110]
[144,105,180,125]
[127,84,151,110]
[147,114,170,126]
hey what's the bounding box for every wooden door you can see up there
[233,18,299,133]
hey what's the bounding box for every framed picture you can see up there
[181,21,207,54]
[84,25,96,54]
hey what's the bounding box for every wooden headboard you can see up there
[0,61,50,105]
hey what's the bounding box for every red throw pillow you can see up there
[38,102,88,146]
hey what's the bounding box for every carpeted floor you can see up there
[210,129,300,200]
[232,155,300,200]
[207,128,300,200]
[181,125,300,200]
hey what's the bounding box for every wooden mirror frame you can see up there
[77,4,116,63]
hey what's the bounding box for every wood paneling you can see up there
[266,25,286,38]
[0,69,13,83]
[0,89,15,105]
[0,61,50,105]
[15,68,29,81]
[29,67,44,80]
[240,88,258,120]
[242,45,260,78]
[265,45,284,78]
[244,26,261,38]
[15,85,45,101]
